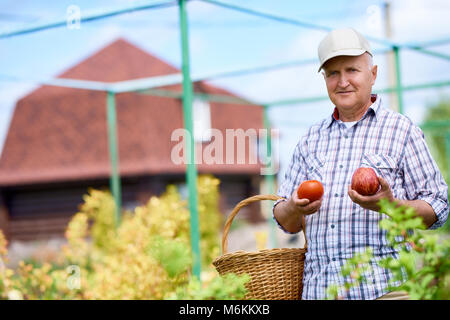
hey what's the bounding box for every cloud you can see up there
[391,0,450,42]
[273,29,324,62]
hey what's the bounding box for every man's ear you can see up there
[371,65,378,85]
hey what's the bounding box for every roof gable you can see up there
[59,37,179,82]
[0,38,264,186]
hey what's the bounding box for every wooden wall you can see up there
[0,174,263,242]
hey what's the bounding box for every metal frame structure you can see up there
[1,0,449,279]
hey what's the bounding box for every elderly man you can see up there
[273,28,449,300]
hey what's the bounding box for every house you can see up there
[0,38,272,242]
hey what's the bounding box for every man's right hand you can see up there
[274,190,322,233]
[287,189,322,216]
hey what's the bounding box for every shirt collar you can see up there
[325,94,381,128]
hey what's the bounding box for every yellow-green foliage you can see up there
[0,174,248,300]
[197,175,222,266]
[327,199,450,300]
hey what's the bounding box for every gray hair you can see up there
[365,52,374,70]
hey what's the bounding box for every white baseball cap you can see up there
[317,28,372,72]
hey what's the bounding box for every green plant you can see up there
[0,175,249,300]
[423,97,450,181]
[169,272,250,300]
[327,199,450,300]
[148,236,191,279]
[422,97,450,232]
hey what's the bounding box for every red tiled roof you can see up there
[0,38,265,186]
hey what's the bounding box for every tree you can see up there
[422,96,450,231]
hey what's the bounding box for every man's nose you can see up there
[337,75,349,87]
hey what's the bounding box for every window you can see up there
[193,98,211,142]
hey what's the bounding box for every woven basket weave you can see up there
[212,194,307,300]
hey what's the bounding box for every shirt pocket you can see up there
[305,153,325,181]
[360,153,397,186]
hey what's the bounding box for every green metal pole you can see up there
[263,105,278,248]
[179,0,201,279]
[393,46,404,114]
[0,0,177,39]
[106,91,122,228]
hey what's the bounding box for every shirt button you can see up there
[335,193,339,197]
[339,164,343,168]
[332,257,336,261]
[344,135,348,139]
[331,224,335,229]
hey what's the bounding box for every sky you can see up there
[0,0,449,183]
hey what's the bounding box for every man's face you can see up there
[322,53,377,112]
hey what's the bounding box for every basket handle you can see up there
[221,194,307,254]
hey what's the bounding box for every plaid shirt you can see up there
[273,95,449,300]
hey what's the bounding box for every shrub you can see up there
[327,199,450,300]
[0,174,249,300]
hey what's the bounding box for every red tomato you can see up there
[297,180,324,202]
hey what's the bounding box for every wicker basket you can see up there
[212,194,307,300]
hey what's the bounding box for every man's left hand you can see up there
[348,176,394,212]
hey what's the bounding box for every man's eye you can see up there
[327,71,337,76]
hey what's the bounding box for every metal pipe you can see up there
[0,47,436,93]
[264,79,450,108]
[179,0,202,279]
[406,46,450,62]
[138,88,258,105]
[0,0,177,38]
[198,0,450,61]
[2,72,447,110]
[110,74,183,93]
[198,0,332,31]
[393,46,404,114]
[1,0,449,62]
[0,74,110,91]
[106,91,122,228]
[404,36,450,48]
